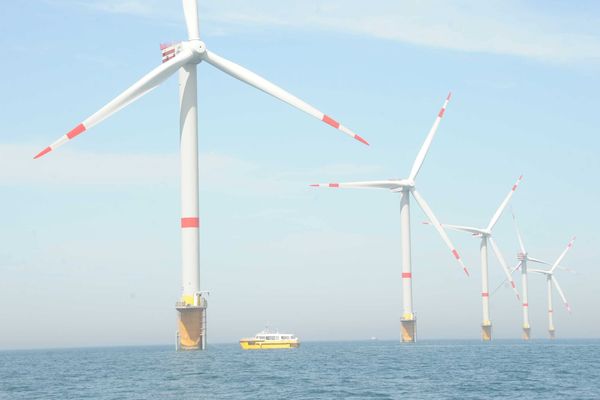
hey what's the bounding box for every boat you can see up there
[239,329,300,350]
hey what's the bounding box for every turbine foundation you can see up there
[176,294,207,350]
[549,329,556,340]
[481,323,492,341]
[522,327,531,340]
[400,317,416,343]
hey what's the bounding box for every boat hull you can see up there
[239,340,300,350]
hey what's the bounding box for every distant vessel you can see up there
[239,329,300,350]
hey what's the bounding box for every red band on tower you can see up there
[181,217,199,228]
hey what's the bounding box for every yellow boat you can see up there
[239,329,300,350]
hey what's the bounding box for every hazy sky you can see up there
[1,0,599,349]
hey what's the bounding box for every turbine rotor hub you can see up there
[399,179,415,188]
[188,40,207,56]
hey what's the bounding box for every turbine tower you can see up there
[428,177,523,341]
[528,237,576,339]
[311,93,470,343]
[34,0,368,350]
[510,211,551,340]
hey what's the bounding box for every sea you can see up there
[1,340,599,399]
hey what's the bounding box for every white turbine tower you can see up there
[34,0,368,351]
[310,93,470,343]
[528,237,576,339]
[427,177,523,341]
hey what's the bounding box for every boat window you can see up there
[257,336,265,340]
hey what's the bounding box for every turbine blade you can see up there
[487,175,523,231]
[34,50,195,159]
[528,268,549,274]
[408,92,451,181]
[528,257,552,266]
[551,276,571,313]
[203,50,368,145]
[550,237,576,273]
[557,265,577,274]
[488,236,521,301]
[491,261,522,295]
[511,209,526,254]
[310,180,399,189]
[182,0,200,40]
[411,189,470,276]
[421,222,485,235]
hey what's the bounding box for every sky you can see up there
[1,0,599,349]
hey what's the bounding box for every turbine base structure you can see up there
[522,327,531,341]
[176,295,207,351]
[481,323,492,341]
[549,329,556,340]
[400,318,417,343]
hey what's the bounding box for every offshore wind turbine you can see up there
[34,0,368,351]
[510,211,552,340]
[427,177,523,341]
[528,237,576,339]
[497,217,576,339]
[310,93,470,342]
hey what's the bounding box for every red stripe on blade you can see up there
[523,303,529,307]
[329,183,339,188]
[402,273,412,278]
[66,124,86,139]
[511,281,516,288]
[452,249,460,260]
[322,115,340,129]
[181,217,199,228]
[438,108,446,118]
[482,292,489,297]
[34,146,52,159]
[447,92,452,101]
[309,184,319,187]
[354,134,369,146]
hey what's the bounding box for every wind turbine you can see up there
[497,215,575,339]
[528,237,576,339]
[426,176,523,341]
[510,211,551,340]
[34,0,368,351]
[310,93,470,343]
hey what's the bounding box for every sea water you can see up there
[1,340,599,399]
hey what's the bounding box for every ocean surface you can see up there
[1,340,599,399]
